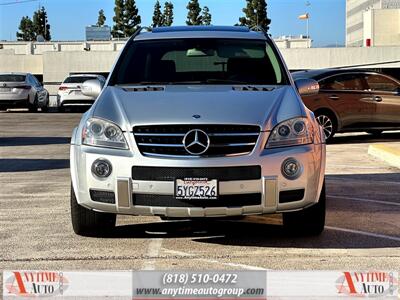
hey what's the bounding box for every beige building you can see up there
[346,0,400,46]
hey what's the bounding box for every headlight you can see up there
[82,118,129,149]
[265,117,313,148]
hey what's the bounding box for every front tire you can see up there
[70,185,116,236]
[28,95,38,112]
[283,181,326,236]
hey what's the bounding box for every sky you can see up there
[0,0,345,47]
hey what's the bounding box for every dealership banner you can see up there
[2,270,398,299]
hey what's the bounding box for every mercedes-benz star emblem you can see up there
[183,129,210,155]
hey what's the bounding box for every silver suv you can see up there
[70,26,326,236]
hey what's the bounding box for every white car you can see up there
[57,74,105,111]
[70,26,326,237]
[0,72,49,112]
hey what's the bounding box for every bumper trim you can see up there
[117,178,131,209]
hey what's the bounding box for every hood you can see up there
[92,85,305,132]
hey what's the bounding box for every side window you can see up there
[364,74,399,92]
[32,76,40,87]
[320,74,365,91]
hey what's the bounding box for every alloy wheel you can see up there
[316,114,333,140]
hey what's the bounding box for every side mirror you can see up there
[295,78,320,96]
[81,79,103,99]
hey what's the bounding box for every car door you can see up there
[318,73,375,130]
[363,73,400,128]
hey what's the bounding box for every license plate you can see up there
[0,88,11,93]
[175,178,218,200]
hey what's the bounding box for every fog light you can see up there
[91,159,112,178]
[281,158,302,180]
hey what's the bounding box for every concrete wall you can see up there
[2,41,400,95]
[0,40,126,55]
[0,54,43,74]
[281,46,400,70]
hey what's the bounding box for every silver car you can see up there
[57,74,105,111]
[0,72,49,112]
[70,26,326,237]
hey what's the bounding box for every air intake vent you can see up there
[133,125,260,158]
[233,86,274,92]
[123,86,165,92]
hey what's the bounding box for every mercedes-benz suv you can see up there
[70,26,326,236]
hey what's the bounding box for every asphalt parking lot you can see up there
[0,110,399,273]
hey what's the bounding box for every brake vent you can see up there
[123,86,165,92]
[233,86,274,92]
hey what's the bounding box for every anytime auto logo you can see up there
[336,271,398,297]
[5,271,69,297]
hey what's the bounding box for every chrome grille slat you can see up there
[210,142,256,147]
[135,133,186,137]
[138,143,185,147]
[133,125,260,157]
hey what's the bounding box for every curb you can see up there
[368,144,400,169]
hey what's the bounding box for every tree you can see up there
[16,16,35,41]
[124,0,141,36]
[97,9,106,26]
[33,6,51,41]
[163,2,174,26]
[112,0,125,38]
[202,6,212,25]
[239,0,271,32]
[186,0,202,25]
[152,1,163,27]
[112,0,141,38]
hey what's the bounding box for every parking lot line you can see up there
[163,249,266,270]
[142,238,164,270]
[326,226,400,242]
[328,195,400,206]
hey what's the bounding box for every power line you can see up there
[0,0,38,6]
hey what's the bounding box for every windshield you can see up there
[64,76,97,84]
[110,38,288,86]
[0,75,26,82]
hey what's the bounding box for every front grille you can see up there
[132,166,261,181]
[133,193,262,207]
[133,125,260,157]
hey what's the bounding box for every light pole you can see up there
[305,1,311,38]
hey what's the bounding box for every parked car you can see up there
[0,72,49,112]
[293,69,400,141]
[70,26,326,237]
[57,74,106,111]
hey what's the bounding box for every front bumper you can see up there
[57,94,95,107]
[71,136,326,217]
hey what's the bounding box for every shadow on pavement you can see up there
[0,137,70,147]
[331,131,400,145]
[0,159,69,172]
[95,219,400,249]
